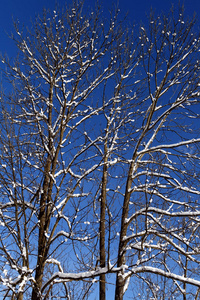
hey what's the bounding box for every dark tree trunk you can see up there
[99,145,108,300]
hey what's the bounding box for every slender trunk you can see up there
[115,165,134,300]
[115,86,164,299]
[31,190,49,299]
[32,83,54,300]
[31,154,53,299]
[114,206,129,300]
[183,245,188,300]
[99,144,108,300]
[17,293,24,300]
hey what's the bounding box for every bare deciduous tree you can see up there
[0,2,200,300]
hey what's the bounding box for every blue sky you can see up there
[0,0,200,57]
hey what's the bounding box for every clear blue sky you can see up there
[0,0,199,57]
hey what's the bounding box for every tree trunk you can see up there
[115,233,127,300]
[31,163,51,299]
[31,259,46,299]
[115,163,134,300]
[115,278,126,300]
[17,293,24,300]
[99,145,108,300]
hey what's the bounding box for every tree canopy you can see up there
[0,2,200,299]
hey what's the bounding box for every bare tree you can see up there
[0,2,200,300]
[114,9,200,300]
